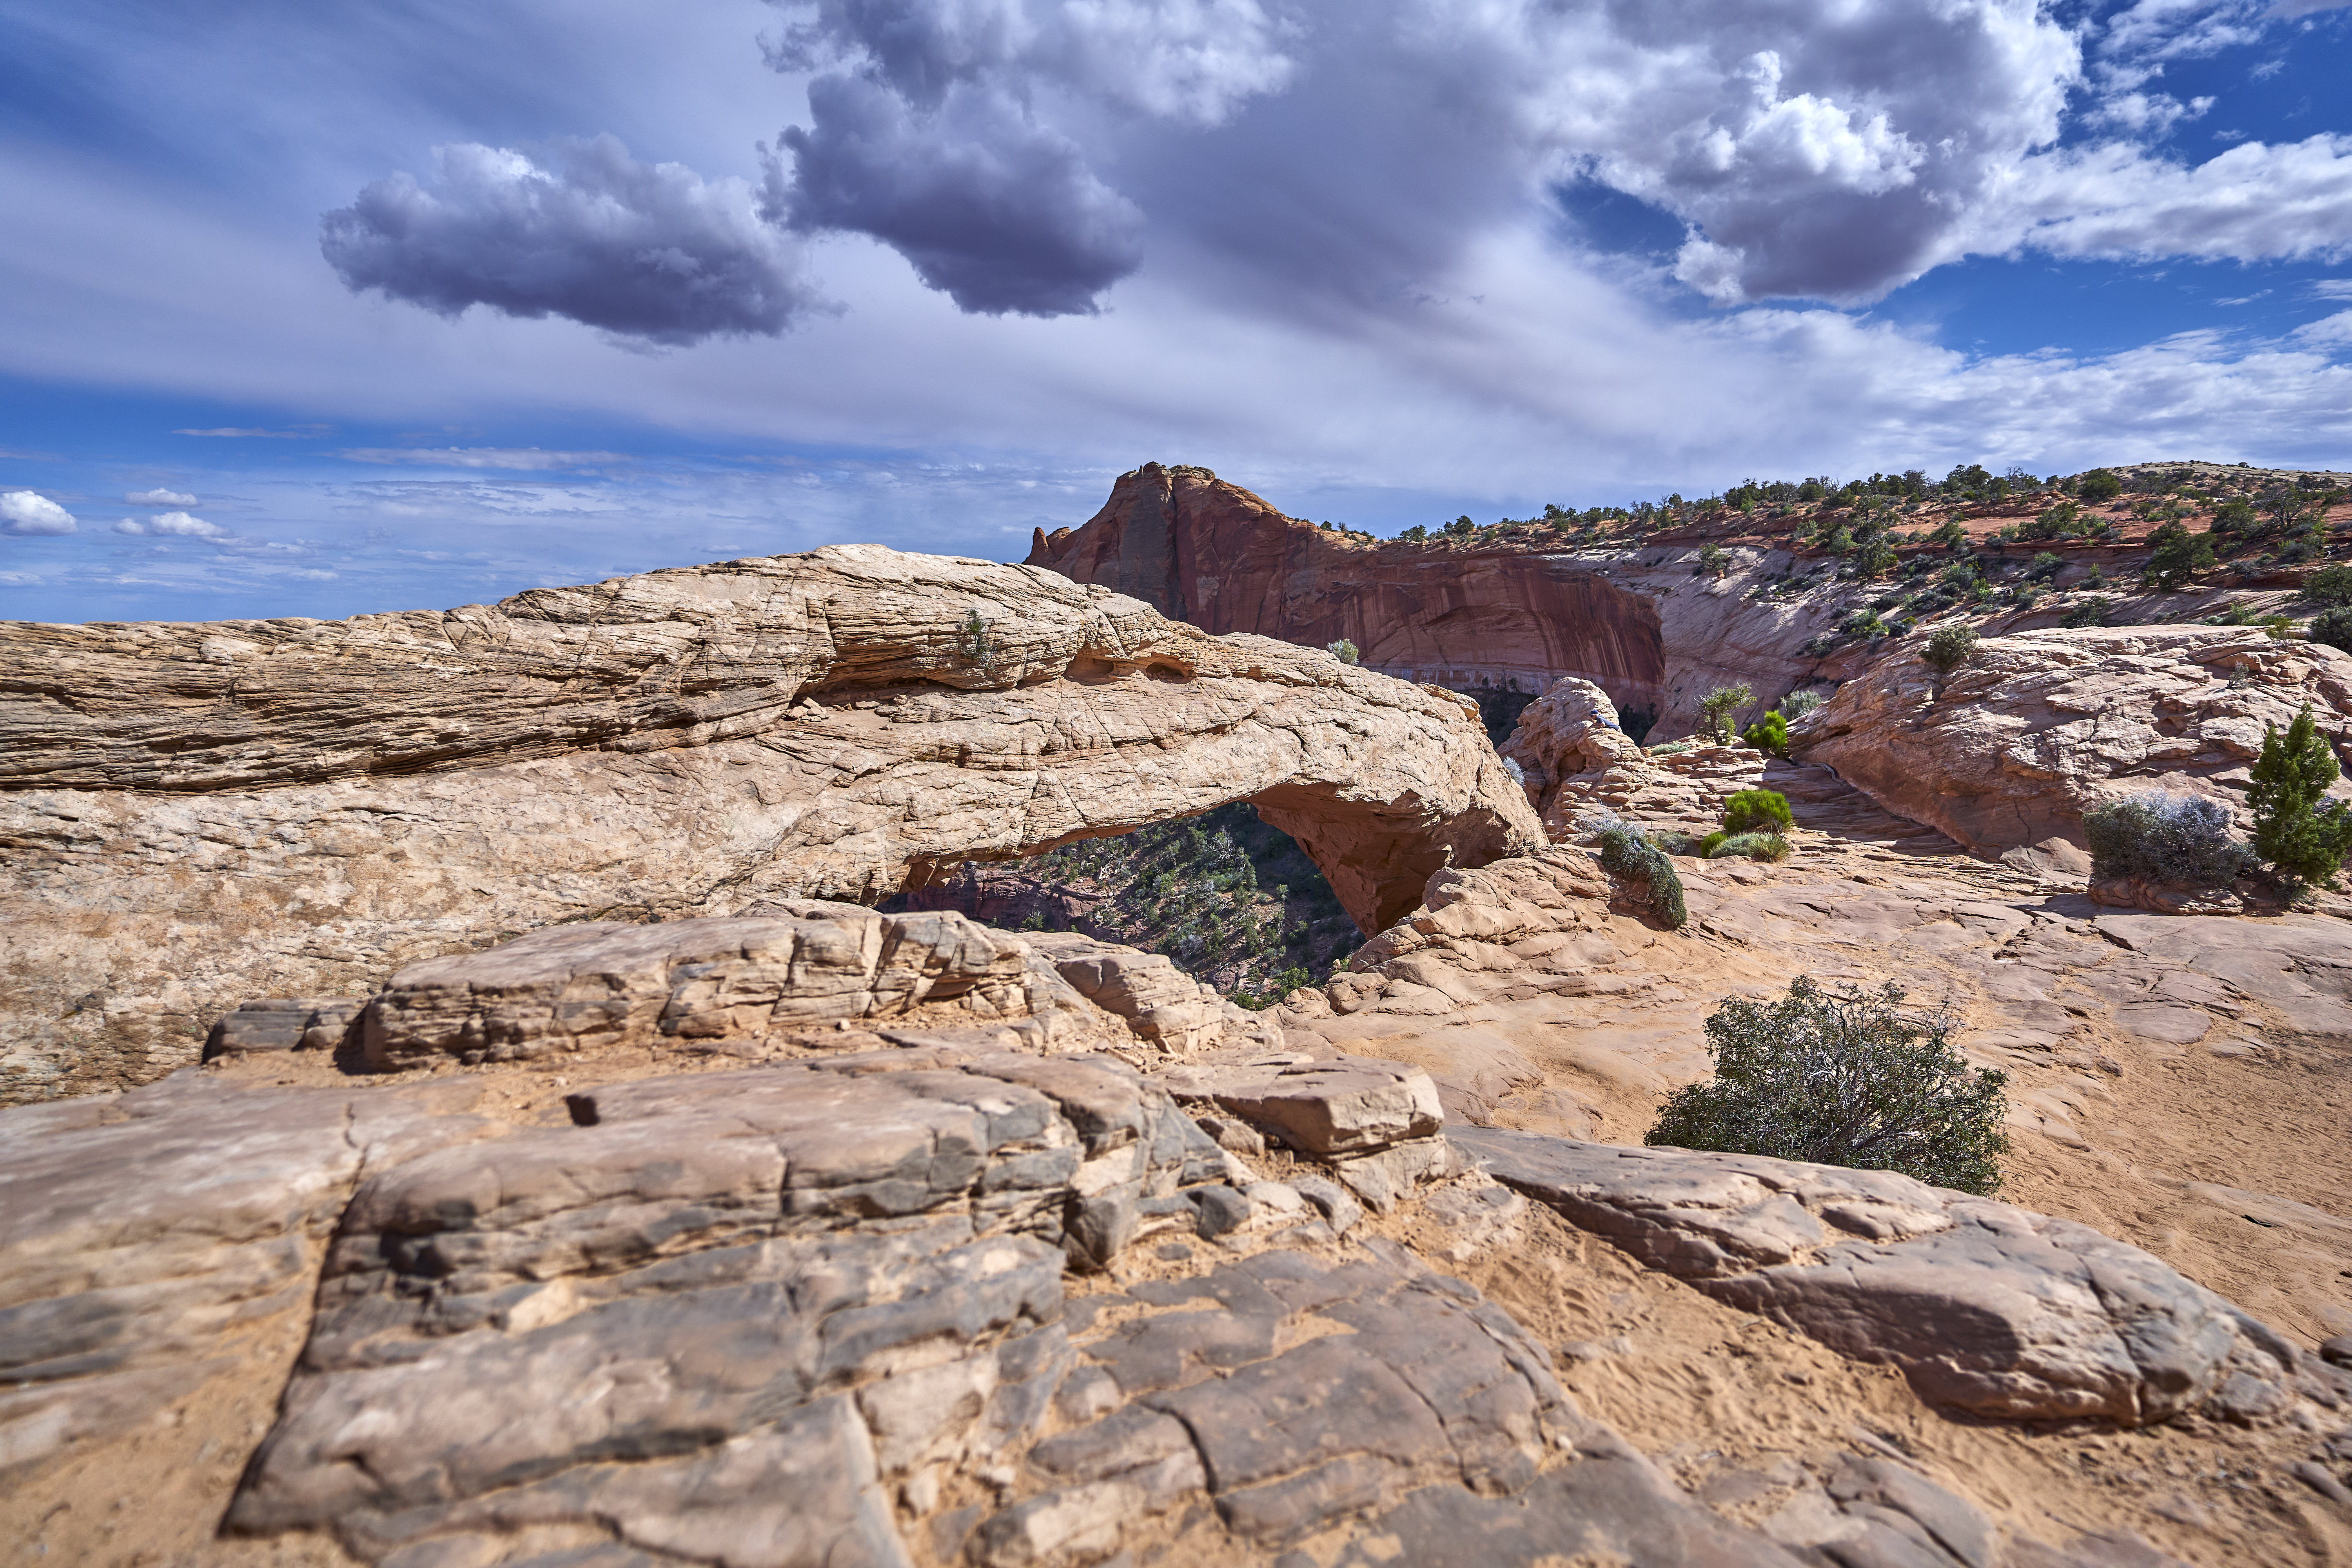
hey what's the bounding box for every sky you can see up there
[3,0,2350,624]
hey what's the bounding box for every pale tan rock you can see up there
[1795,626,2352,855]
[0,544,1534,1103]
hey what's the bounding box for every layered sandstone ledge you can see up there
[9,903,2352,1567]
[0,544,1536,1104]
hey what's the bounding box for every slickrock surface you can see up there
[1270,837,2352,1356]
[1796,625,2352,857]
[10,1033,2350,1566]
[0,543,1536,1104]
[1457,1132,2332,1425]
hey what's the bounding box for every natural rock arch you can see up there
[0,544,1537,1102]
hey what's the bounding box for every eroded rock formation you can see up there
[0,544,1537,1103]
[1795,625,2352,857]
[10,905,2351,1568]
[1027,463,1671,720]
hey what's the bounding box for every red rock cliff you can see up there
[1029,464,1666,714]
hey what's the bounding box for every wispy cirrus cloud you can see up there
[337,446,632,470]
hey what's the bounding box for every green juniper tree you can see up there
[2248,704,2352,898]
[1648,977,2010,1195]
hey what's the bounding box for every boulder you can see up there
[1794,626,2352,855]
[1456,1130,2337,1425]
[0,543,1536,1104]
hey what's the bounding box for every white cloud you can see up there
[171,427,319,438]
[2296,310,2352,348]
[1,491,77,535]
[1994,134,2352,265]
[127,488,198,505]
[336,447,629,469]
[114,510,229,537]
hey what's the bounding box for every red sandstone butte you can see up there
[1027,463,1665,717]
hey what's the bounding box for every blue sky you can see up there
[3,0,2350,623]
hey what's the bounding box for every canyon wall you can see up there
[1029,463,1670,718]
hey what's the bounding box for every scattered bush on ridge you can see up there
[2302,563,2352,607]
[1648,976,2010,1196]
[2082,792,2256,889]
[1922,623,1978,677]
[2314,606,2352,655]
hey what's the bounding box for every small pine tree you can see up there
[2247,705,2352,897]
[1648,977,2009,1195]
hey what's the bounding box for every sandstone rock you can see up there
[0,543,1534,1103]
[1795,625,2352,855]
[0,1072,499,1482]
[1027,463,1670,720]
[1162,1056,1443,1155]
[1457,1129,2324,1425]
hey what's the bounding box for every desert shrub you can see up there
[2305,563,2352,607]
[1698,683,1753,742]
[1597,822,1688,929]
[2062,597,2111,628]
[1699,829,1728,857]
[2144,521,2214,589]
[2312,606,2352,654]
[1922,623,1977,675]
[2082,792,2255,887]
[1646,977,2009,1195]
[1779,688,1826,720]
[2077,469,2123,503]
[2027,550,2064,580]
[1742,710,1789,756]
[1722,788,1792,835]
[1707,830,1791,862]
[1326,638,1359,664]
[954,609,994,663]
[2249,705,2352,896]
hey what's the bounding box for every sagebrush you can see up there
[2082,791,2255,888]
[1648,976,2010,1195]
[1596,821,1687,929]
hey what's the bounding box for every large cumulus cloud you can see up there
[321,135,824,344]
[760,0,1293,313]
[318,0,2352,336]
